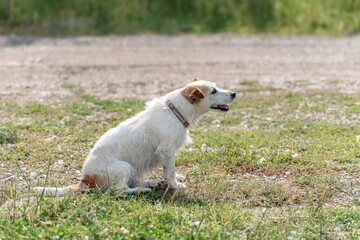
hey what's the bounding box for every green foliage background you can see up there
[1,0,360,34]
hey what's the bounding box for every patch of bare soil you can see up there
[1,35,360,103]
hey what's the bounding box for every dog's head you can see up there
[181,77,236,112]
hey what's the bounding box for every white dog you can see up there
[35,78,236,196]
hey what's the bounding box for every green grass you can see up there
[0,127,17,144]
[1,84,360,239]
[1,0,360,35]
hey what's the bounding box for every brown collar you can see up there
[166,100,189,128]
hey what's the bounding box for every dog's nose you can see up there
[231,92,236,99]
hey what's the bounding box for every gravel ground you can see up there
[1,34,360,103]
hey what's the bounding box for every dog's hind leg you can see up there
[104,160,136,192]
[107,160,152,195]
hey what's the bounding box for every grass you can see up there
[1,0,360,35]
[1,82,360,239]
[0,127,17,144]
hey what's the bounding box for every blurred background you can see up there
[1,0,360,102]
[1,0,360,35]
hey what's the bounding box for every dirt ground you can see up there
[0,34,360,102]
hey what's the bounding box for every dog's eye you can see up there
[211,88,217,94]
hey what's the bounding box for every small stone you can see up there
[211,119,220,124]
[356,135,360,142]
[120,227,129,235]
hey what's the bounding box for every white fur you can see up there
[35,80,236,196]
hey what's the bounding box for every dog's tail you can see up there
[34,183,83,197]
[34,174,107,197]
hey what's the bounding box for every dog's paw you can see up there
[168,180,186,190]
[177,182,187,189]
[175,173,186,182]
[145,180,157,188]
[120,187,152,195]
[145,180,165,188]
[141,187,152,193]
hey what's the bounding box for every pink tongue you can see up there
[218,104,229,109]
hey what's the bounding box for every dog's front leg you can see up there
[156,149,185,189]
[162,160,178,189]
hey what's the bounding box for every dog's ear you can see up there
[189,87,204,104]
[190,77,199,83]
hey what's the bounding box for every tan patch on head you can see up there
[181,83,211,104]
[80,174,107,189]
[190,77,199,83]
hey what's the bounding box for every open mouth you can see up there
[210,104,230,112]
